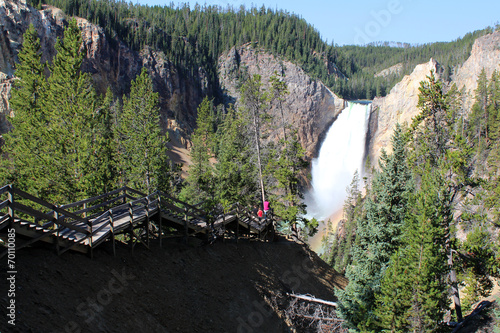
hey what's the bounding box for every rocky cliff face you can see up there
[218,45,345,160]
[368,59,440,164]
[0,0,208,147]
[453,30,500,110]
[367,31,500,166]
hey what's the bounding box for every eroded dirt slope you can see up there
[1,237,347,332]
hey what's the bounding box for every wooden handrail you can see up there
[0,199,9,211]
[0,184,11,196]
[41,221,55,229]
[73,194,126,215]
[10,201,90,234]
[90,210,111,225]
[130,197,148,206]
[11,201,54,222]
[60,187,125,209]
[11,187,57,211]
[54,208,88,226]
[11,187,88,225]
[110,210,129,221]
[107,201,130,213]
[123,186,147,197]
[124,193,140,201]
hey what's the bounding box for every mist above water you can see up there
[305,102,371,220]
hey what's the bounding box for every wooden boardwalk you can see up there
[0,185,274,257]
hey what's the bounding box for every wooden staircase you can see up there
[0,185,275,258]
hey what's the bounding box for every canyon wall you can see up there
[218,45,345,160]
[368,59,440,164]
[0,0,344,162]
[367,30,500,166]
[0,0,209,148]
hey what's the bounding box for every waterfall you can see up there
[306,101,371,222]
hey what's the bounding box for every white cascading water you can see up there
[306,101,371,222]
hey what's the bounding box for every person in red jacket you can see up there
[257,207,263,219]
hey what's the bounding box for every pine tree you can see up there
[413,70,450,165]
[469,69,489,148]
[239,74,271,205]
[8,24,45,119]
[329,171,363,272]
[41,18,100,202]
[487,70,500,141]
[91,88,119,193]
[270,70,289,142]
[375,167,450,333]
[1,24,46,192]
[215,106,258,207]
[337,124,412,331]
[3,19,105,203]
[180,97,217,206]
[459,227,498,311]
[373,249,411,332]
[267,132,310,234]
[117,67,170,193]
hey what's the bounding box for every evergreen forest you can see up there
[321,69,500,331]
[28,0,496,100]
[0,18,318,238]
[2,1,500,331]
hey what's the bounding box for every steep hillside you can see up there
[454,29,500,110]
[367,30,500,167]
[0,0,347,162]
[218,45,345,160]
[368,58,441,164]
[0,0,207,147]
[0,238,347,332]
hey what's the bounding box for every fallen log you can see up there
[451,300,492,333]
[293,314,343,322]
[287,293,338,307]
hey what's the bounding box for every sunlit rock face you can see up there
[453,30,500,111]
[368,58,440,165]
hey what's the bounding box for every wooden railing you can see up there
[0,185,274,257]
[0,185,92,256]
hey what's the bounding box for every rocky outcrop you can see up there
[0,0,208,143]
[218,45,345,160]
[374,63,403,78]
[453,30,500,110]
[368,58,440,164]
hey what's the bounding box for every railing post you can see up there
[89,218,93,259]
[145,196,150,248]
[183,207,188,244]
[222,208,226,244]
[129,201,134,226]
[129,201,134,251]
[83,202,87,218]
[53,206,59,255]
[7,185,13,227]
[236,204,240,243]
[157,191,162,249]
[110,209,115,257]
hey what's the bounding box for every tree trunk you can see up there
[253,106,266,204]
[449,249,463,322]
